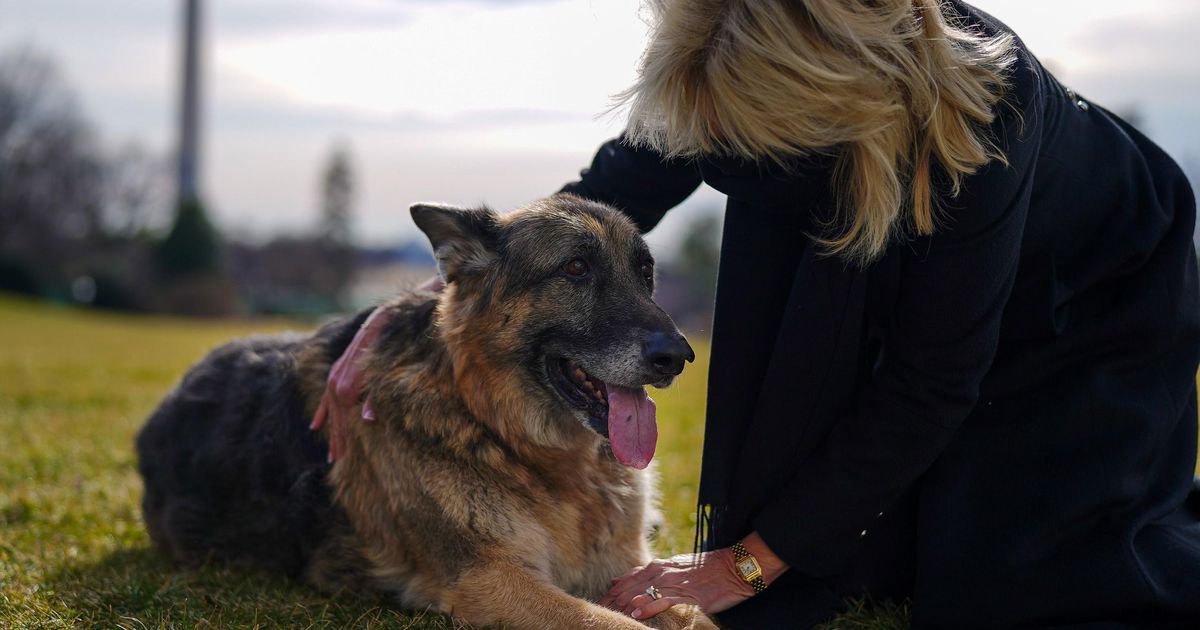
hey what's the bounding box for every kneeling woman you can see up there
[322,1,1200,627]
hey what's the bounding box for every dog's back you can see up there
[136,311,369,575]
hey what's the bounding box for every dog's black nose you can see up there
[643,332,695,376]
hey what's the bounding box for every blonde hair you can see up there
[618,0,1017,264]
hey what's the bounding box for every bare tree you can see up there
[312,141,356,308]
[104,143,170,238]
[0,46,174,309]
[0,47,106,285]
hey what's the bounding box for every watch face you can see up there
[737,558,758,577]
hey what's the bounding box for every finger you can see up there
[340,355,364,396]
[626,588,700,617]
[327,341,347,371]
[610,564,647,585]
[328,351,349,382]
[619,568,693,614]
[601,569,650,610]
[334,361,358,401]
[345,320,383,374]
[607,568,655,603]
[361,306,383,328]
[344,340,378,395]
[665,553,700,567]
[631,595,695,621]
[623,558,673,583]
[360,307,390,338]
[344,312,392,393]
[311,396,328,431]
[600,570,641,610]
[624,592,655,616]
[609,569,667,612]
[330,332,363,396]
[606,571,647,603]
[602,582,639,611]
[362,398,375,422]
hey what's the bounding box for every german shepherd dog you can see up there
[136,195,718,629]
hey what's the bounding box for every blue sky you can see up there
[1,0,1197,255]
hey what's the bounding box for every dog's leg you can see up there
[304,523,371,595]
[447,560,674,630]
[640,605,721,630]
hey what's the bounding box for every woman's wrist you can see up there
[739,531,789,585]
[714,547,756,599]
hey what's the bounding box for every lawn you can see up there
[4,293,1192,629]
[0,293,754,629]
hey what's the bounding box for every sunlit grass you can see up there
[2,293,1194,629]
[0,294,719,628]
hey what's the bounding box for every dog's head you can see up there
[411,194,694,469]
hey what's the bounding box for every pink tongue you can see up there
[606,386,657,469]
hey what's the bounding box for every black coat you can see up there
[562,3,1200,628]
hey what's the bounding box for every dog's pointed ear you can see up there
[410,203,500,283]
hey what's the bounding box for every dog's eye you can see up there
[640,263,654,285]
[563,258,589,278]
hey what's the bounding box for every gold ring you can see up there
[645,585,662,601]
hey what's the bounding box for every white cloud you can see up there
[214,1,646,129]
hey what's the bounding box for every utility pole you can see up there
[177,0,202,205]
[156,0,222,290]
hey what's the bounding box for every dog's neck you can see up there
[432,287,596,461]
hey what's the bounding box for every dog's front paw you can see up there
[642,605,721,630]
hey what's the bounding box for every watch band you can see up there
[731,541,768,594]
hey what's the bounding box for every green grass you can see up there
[21,294,1194,629]
[0,295,459,628]
[1,294,753,628]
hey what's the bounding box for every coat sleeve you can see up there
[753,65,1045,577]
[559,136,703,233]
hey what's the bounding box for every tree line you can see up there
[0,47,356,317]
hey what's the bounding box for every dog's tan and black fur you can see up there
[136,195,717,629]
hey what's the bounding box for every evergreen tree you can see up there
[157,197,221,277]
[320,144,354,247]
[315,143,356,307]
[679,212,721,298]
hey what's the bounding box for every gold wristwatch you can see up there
[731,541,768,594]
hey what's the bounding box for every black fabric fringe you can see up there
[693,502,721,556]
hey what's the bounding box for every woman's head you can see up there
[619,0,1016,264]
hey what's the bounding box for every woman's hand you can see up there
[310,276,444,462]
[601,533,788,620]
[601,550,753,620]
[310,305,392,462]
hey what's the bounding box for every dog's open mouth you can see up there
[548,358,658,470]
[552,358,609,427]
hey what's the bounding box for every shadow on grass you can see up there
[816,598,911,630]
[42,547,909,629]
[42,546,464,629]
